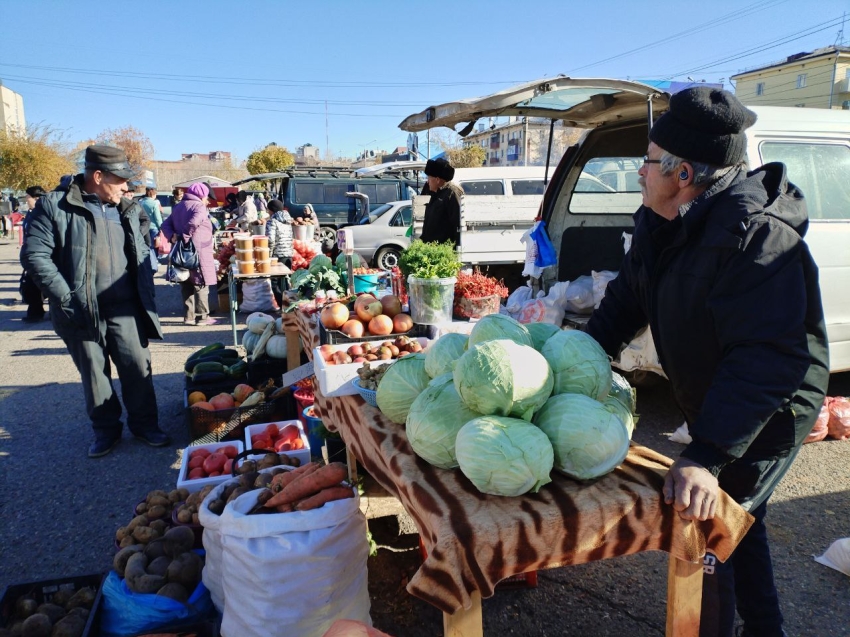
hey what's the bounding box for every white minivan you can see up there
[399,77,850,373]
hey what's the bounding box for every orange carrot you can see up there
[269,462,320,494]
[294,486,354,511]
[265,462,348,507]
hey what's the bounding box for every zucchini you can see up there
[185,351,244,374]
[187,342,225,364]
[192,361,228,377]
[190,371,228,384]
[226,361,248,378]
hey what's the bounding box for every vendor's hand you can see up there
[663,458,719,521]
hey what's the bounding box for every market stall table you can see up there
[288,309,754,637]
[227,263,292,346]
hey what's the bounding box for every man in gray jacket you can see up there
[21,145,171,457]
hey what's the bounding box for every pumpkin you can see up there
[265,334,288,359]
[275,317,284,333]
[242,330,261,354]
[246,312,275,334]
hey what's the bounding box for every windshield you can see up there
[359,202,394,224]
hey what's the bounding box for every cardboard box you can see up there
[244,420,311,467]
[177,441,244,493]
[313,338,429,397]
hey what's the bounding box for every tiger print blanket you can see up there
[291,309,754,614]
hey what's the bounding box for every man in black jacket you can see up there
[586,88,829,637]
[420,158,462,247]
[21,145,171,458]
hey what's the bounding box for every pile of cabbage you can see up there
[375,314,637,497]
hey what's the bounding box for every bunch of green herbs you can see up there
[398,240,462,280]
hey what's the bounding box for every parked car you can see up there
[342,200,412,269]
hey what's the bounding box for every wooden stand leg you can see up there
[443,591,483,637]
[665,555,703,637]
[345,445,358,484]
[284,327,301,371]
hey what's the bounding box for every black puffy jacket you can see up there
[20,175,162,345]
[587,163,829,476]
[420,182,461,247]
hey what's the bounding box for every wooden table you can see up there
[226,263,292,346]
[289,309,754,637]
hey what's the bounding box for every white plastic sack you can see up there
[668,422,692,445]
[505,284,534,319]
[621,231,633,254]
[815,538,850,576]
[591,270,618,309]
[240,279,278,313]
[198,479,233,612]
[564,275,595,314]
[219,487,371,637]
[520,225,543,279]
[615,326,667,377]
[517,281,570,325]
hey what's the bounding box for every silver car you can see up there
[343,200,412,270]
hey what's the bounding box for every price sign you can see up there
[336,228,354,255]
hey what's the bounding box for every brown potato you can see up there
[115,526,129,542]
[50,613,86,637]
[20,613,51,637]
[126,515,149,533]
[119,536,136,549]
[147,556,172,577]
[177,508,193,524]
[146,505,167,520]
[34,603,64,624]
[149,519,168,535]
[156,583,189,604]
[114,545,144,578]
[162,526,195,558]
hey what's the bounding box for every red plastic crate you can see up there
[417,538,537,590]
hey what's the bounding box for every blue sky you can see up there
[1,0,846,163]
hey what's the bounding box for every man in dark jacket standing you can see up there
[21,145,170,458]
[420,158,462,247]
[586,88,829,637]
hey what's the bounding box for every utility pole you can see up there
[524,117,529,166]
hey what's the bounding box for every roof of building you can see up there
[731,45,850,78]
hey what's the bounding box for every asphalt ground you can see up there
[0,234,847,636]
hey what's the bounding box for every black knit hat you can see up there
[268,199,285,213]
[649,87,757,166]
[424,158,455,182]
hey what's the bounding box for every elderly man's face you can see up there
[427,175,445,192]
[88,171,129,205]
[638,142,681,220]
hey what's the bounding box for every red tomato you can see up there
[189,456,205,469]
[253,437,272,451]
[264,423,280,438]
[221,445,238,459]
[189,448,211,461]
[274,439,292,452]
[223,458,234,474]
[208,471,221,477]
[188,467,205,480]
[202,452,227,474]
[291,438,304,450]
[279,424,300,443]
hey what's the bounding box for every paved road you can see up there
[0,236,847,636]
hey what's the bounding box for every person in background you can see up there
[21,145,168,458]
[172,187,185,206]
[161,182,218,326]
[420,158,462,247]
[585,87,829,637]
[233,190,258,230]
[265,199,294,304]
[20,186,48,322]
[140,187,163,244]
[254,191,268,217]
[0,193,9,237]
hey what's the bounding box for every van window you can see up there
[759,142,850,220]
[323,184,351,204]
[511,179,545,195]
[356,182,401,205]
[570,157,644,214]
[294,182,324,204]
[461,180,505,196]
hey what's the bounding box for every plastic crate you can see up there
[177,441,244,493]
[186,393,290,445]
[247,358,289,387]
[0,572,106,636]
[319,320,431,345]
[418,538,537,590]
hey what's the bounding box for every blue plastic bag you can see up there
[530,220,558,268]
[100,570,215,637]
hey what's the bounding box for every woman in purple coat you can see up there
[162,182,218,325]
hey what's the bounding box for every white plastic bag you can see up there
[505,284,534,319]
[198,480,232,612]
[564,275,595,314]
[520,225,543,279]
[668,422,692,445]
[616,326,667,377]
[219,487,371,637]
[591,270,618,309]
[815,538,850,576]
[517,281,570,325]
[240,279,278,313]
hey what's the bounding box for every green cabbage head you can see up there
[541,329,612,401]
[455,415,554,496]
[603,395,635,437]
[309,254,333,273]
[454,339,553,421]
[467,314,533,348]
[533,393,630,480]
[424,333,469,378]
[406,374,483,469]
[376,353,431,424]
[609,372,637,415]
[525,322,561,352]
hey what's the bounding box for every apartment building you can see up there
[0,82,26,134]
[731,45,850,109]
[461,117,579,166]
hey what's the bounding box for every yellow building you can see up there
[731,45,850,109]
[0,82,26,133]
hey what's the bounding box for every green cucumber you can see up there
[226,361,248,378]
[190,371,228,384]
[187,342,225,364]
[192,361,228,377]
